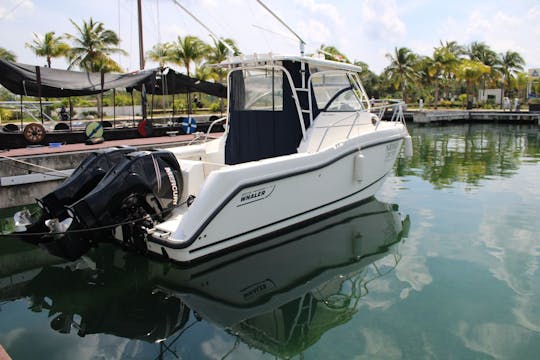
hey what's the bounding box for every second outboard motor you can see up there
[17,146,136,235]
[66,149,183,230]
[39,146,136,221]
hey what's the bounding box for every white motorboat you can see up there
[17,54,412,263]
[122,54,411,262]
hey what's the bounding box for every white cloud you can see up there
[360,0,406,42]
[437,5,540,68]
[298,19,332,45]
[295,0,342,25]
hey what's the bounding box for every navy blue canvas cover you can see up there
[225,61,317,165]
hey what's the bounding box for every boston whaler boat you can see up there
[16,53,412,263]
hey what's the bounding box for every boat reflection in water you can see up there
[1,197,409,358]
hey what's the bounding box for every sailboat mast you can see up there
[137,0,145,70]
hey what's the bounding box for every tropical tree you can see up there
[64,18,127,117]
[438,40,465,99]
[427,46,460,108]
[455,59,491,106]
[0,47,16,61]
[64,17,127,72]
[413,56,436,105]
[205,37,239,80]
[513,72,529,100]
[168,35,208,112]
[168,35,208,77]
[318,44,350,63]
[468,41,499,102]
[146,42,173,68]
[384,47,419,101]
[25,32,69,68]
[498,50,525,105]
[206,38,240,63]
[205,37,240,112]
[440,40,466,58]
[352,60,380,97]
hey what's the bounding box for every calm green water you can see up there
[0,123,539,359]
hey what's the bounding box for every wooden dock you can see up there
[412,111,540,124]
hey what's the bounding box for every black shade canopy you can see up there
[153,68,227,98]
[0,60,227,98]
[0,59,155,97]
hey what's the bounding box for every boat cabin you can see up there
[221,55,371,165]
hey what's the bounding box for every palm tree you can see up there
[384,47,419,102]
[206,37,240,112]
[455,59,491,106]
[318,44,350,63]
[64,17,127,72]
[438,40,465,99]
[468,42,498,101]
[498,50,525,105]
[25,32,69,68]
[206,37,240,63]
[440,40,466,58]
[64,18,127,118]
[205,37,240,85]
[513,72,528,100]
[168,35,208,77]
[0,47,16,61]
[168,35,208,112]
[428,46,459,108]
[146,42,173,68]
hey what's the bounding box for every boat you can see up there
[13,52,412,263]
[4,198,408,355]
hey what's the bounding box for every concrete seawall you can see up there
[412,111,540,124]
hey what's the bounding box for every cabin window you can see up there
[232,68,283,111]
[311,72,364,112]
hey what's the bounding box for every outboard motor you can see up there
[39,146,136,221]
[66,149,183,232]
[15,146,136,235]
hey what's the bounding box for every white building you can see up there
[477,89,502,104]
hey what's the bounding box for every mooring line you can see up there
[0,153,71,177]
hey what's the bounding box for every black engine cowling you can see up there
[38,146,136,220]
[66,149,183,229]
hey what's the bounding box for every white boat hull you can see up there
[145,129,405,262]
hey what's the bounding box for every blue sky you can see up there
[1,0,539,74]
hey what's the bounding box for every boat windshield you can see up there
[311,72,365,112]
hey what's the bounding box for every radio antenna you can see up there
[256,0,306,56]
[170,0,236,55]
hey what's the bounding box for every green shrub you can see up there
[81,110,99,117]
[209,101,222,112]
[0,108,16,121]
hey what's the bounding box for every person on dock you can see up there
[59,105,68,121]
[419,98,424,111]
[503,97,511,111]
